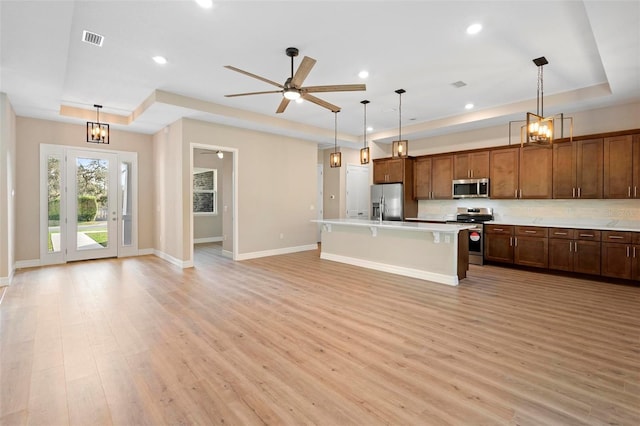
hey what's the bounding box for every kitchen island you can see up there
[313,219,474,286]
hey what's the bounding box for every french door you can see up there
[40,145,138,264]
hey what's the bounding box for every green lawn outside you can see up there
[85,231,108,247]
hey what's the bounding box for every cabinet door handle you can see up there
[634,247,637,258]
[608,235,624,240]
[524,230,537,234]
[554,232,568,235]
[574,241,578,252]
[515,190,518,198]
[509,237,513,246]
[579,234,594,238]
[629,187,632,198]
[494,228,504,232]
[572,188,576,198]
[578,187,581,198]
[627,246,630,257]
[514,237,518,247]
[569,241,572,252]
[635,186,637,198]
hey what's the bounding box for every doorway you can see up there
[40,145,138,264]
[346,164,369,219]
[190,143,238,265]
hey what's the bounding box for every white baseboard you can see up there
[15,259,41,269]
[153,249,193,268]
[221,249,233,258]
[236,244,318,261]
[320,252,459,286]
[194,236,223,244]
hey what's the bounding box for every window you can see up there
[193,168,217,215]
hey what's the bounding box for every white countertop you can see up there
[487,217,640,232]
[312,218,475,233]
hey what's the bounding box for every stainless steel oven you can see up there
[447,207,493,265]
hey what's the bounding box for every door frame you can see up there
[189,143,238,263]
[39,144,139,265]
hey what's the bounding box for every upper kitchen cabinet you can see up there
[489,147,519,199]
[553,138,603,199]
[519,146,553,199]
[413,155,453,200]
[603,134,640,198]
[453,150,490,179]
[373,158,405,184]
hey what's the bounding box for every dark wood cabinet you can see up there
[601,231,634,279]
[413,155,453,199]
[548,228,601,275]
[373,158,405,183]
[603,135,635,198]
[633,233,640,281]
[485,225,548,268]
[484,225,514,263]
[453,150,490,179]
[489,148,519,199]
[553,138,603,199]
[519,146,553,199]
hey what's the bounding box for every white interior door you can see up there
[346,164,370,219]
[317,164,323,241]
[65,149,119,261]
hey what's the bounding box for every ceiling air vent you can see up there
[451,80,467,88]
[82,30,104,47]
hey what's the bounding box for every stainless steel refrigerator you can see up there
[370,183,403,221]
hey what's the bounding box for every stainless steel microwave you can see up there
[452,178,489,199]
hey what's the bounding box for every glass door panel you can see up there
[66,150,118,261]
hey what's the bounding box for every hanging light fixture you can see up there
[329,110,341,168]
[519,56,573,146]
[392,89,408,158]
[216,151,224,159]
[360,100,370,164]
[86,104,109,144]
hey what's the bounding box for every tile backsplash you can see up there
[418,199,640,222]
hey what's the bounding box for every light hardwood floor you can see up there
[1,244,639,425]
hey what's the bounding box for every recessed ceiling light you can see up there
[366,126,373,132]
[465,103,474,110]
[466,23,482,35]
[152,56,167,65]
[194,0,213,9]
[358,70,369,79]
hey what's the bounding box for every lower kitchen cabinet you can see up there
[485,225,548,268]
[548,228,601,275]
[601,231,638,280]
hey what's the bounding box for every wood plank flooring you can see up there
[1,243,639,425]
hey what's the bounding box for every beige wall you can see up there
[153,121,183,260]
[222,152,233,253]
[0,93,16,283]
[14,117,155,262]
[181,118,318,260]
[193,151,224,240]
[321,146,364,219]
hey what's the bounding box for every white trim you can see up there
[0,269,14,286]
[221,249,233,258]
[319,252,459,286]
[153,249,193,268]
[15,259,41,269]
[194,236,223,244]
[235,244,318,261]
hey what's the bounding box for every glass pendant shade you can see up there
[330,152,342,168]
[86,104,109,144]
[360,147,370,164]
[525,112,554,144]
[392,140,408,158]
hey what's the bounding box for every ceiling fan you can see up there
[224,47,366,114]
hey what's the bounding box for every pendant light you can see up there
[86,104,109,144]
[329,110,341,168]
[391,89,407,158]
[360,100,370,164]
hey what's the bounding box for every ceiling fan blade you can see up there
[302,84,366,93]
[302,94,340,112]
[290,56,316,88]
[225,90,283,98]
[276,97,291,114]
[224,65,283,88]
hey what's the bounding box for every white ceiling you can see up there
[1,0,639,149]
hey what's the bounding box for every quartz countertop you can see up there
[487,217,640,232]
[313,218,474,233]
[404,214,455,223]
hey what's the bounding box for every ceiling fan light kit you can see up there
[392,89,408,158]
[225,47,365,114]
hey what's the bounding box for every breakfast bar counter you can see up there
[313,219,474,286]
